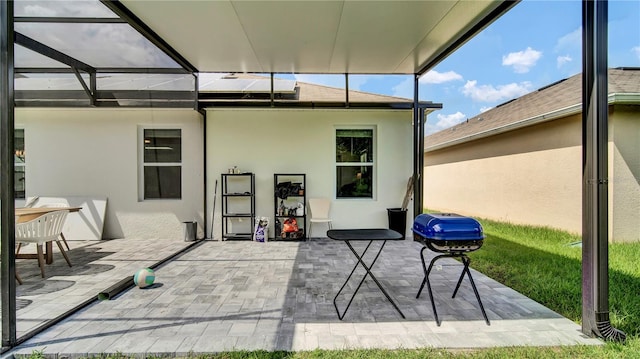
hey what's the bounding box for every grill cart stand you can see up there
[412,213,490,326]
[416,249,490,326]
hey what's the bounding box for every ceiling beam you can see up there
[14,16,125,23]
[15,90,196,101]
[100,0,197,73]
[15,67,190,74]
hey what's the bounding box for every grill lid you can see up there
[412,213,484,241]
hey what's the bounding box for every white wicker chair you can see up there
[34,202,71,250]
[15,210,72,278]
[308,198,333,240]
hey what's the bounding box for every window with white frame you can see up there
[336,127,375,199]
[14,129,26,199]
[141,128,182,199]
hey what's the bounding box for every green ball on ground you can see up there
[133,268,155,288]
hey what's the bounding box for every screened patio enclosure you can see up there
[1,0,620,351]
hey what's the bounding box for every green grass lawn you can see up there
[472,218,640,337]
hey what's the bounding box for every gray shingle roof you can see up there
[425,68,640,150]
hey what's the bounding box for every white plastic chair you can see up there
[34,202,71,250]
[15,210,72,278]
[308,198,333,239]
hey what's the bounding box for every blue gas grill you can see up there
[412,213,490,326]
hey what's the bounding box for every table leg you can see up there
[333,240,405,320]
[46,241,53,264]
[333,240,374,320]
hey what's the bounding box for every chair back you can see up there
[308,198,331,219]
[15,210,69,243]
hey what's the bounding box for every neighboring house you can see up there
[15,74,440,240]
[423,67,640,243]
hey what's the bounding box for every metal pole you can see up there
[345,73,349,108]
[412,74,421,218]
[581,0,625,342]
[270,72,274,107]
[417,107,425,213]
[1,0,18,348]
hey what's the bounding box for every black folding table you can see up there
[327,228,405,320]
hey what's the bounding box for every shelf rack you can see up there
[274,173,306,240]
[221,173,255,240]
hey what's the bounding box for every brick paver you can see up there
[9,238,602,356]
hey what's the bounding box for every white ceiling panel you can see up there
[120,0,515,74]
[330,1,456,73]
[231,1,344,73]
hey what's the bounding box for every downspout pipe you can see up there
[581,0,625,342]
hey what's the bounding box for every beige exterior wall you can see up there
[611,105,640,242]
[424,114,584,234]
[15,108,205,240]
[425,108,640,242]
[206,108,414,239]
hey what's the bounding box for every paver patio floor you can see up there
[8,237,602,356]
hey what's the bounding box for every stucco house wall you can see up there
[610,105,640,242]
[15,108,205,240]
[424,108,639,242]
[206,108,414,239]
[424,114,583,234]
[423,68,640,243]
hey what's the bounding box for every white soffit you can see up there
[120,0,508,74]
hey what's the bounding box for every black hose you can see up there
[97,276,134,300]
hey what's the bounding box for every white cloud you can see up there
[392,71,462,98]
[479,106,493,113]
[391,78,413,98]
[18,1,115,17]
[502,47,542,73]
[347,76,371,91]
[462,80,533,102]
[555,28,582,53]
[633,46,640,61]
[15,22,177,68]
[22,5,57,17]
[425,112,466,135]
[557,55,573,68]
[420,70,463,84]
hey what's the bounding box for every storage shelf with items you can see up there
[273,173,306,240]
[221,173,255,240]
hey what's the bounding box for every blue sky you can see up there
[289,0,640,135]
